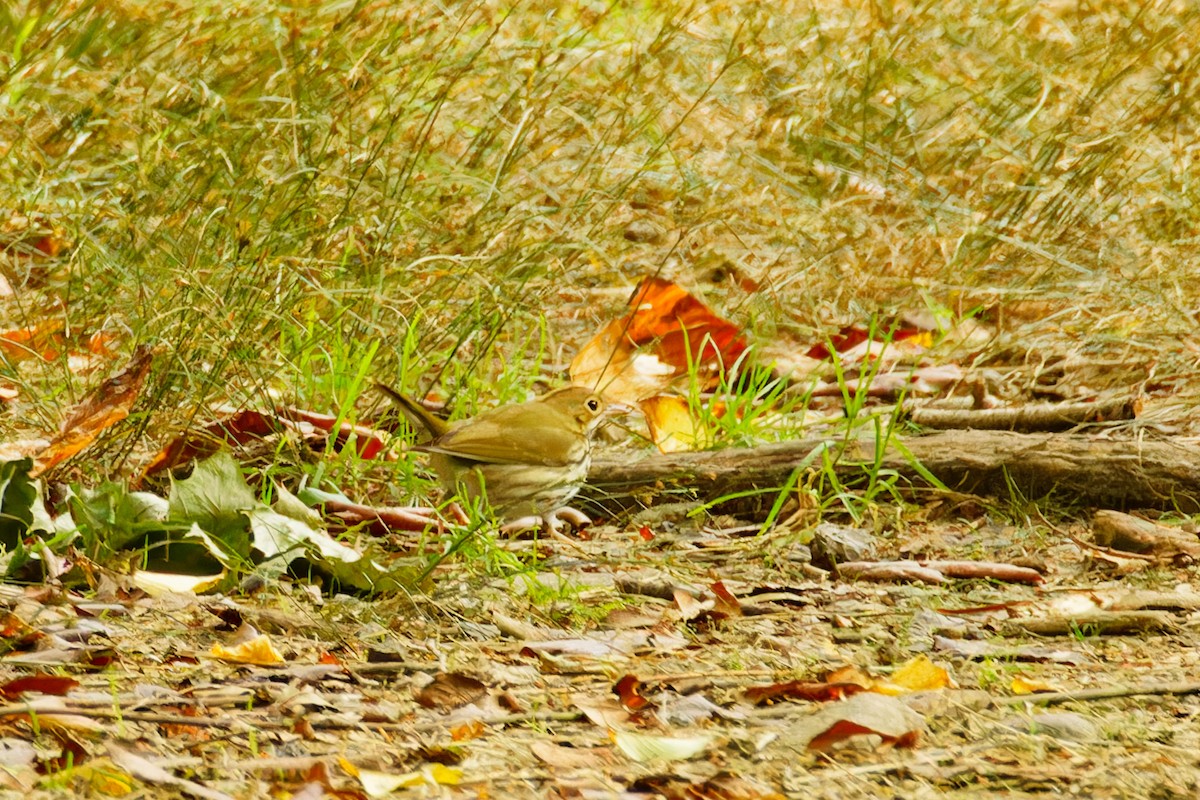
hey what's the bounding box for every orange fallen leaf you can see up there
[613,674,652,712]
[32,345,155,477]
[450,720,486,741]
[571,277,748,403]
[0,323,66,362]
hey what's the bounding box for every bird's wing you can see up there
[426,418,584,467]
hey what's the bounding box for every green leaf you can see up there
[168,451,256,562]
[0,458,38,551]
[71,483,171,557]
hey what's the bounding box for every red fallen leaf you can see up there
[0,674,80,699]
[613,674,652,712]
[141,406,391,482]
[571,277,748,403]
[805,323,928,360]
[709,580,743,618]
[637,525,654,541]
[809,719,921,751]
[139,408,286,480]
[415,672,487,710]
[32,344,155,477]
[806,326,871,360]
[744,680,867,705]
[795,692,926,752]
[318,652,342,665]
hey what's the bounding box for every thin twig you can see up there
[996,681,1200,706]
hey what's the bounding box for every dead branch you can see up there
[836,561,946,583]
[996,681,1200,706]
[907,396,1140,432]
[1001,611,1177,637]
[587,431,1200,512]
[836,560,1041,585]
[921,560,1044,584]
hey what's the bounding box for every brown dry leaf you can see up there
[414,672,487,710]
[571,277,748,403]
[601,607,664,629]
[798,692,926,751]
[530,741,618,770]
[673,589,712,621]
[745,680,866,705]
[574,696,635,729]
[210,634,285,666]
[32,344,155,477]
[4,697,104,734]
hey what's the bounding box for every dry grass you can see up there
[4,0,1199,438]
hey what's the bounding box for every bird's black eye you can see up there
[587,398,601,412]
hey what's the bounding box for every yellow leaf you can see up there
[888,654,951,693]
[640,395,710,453]
[1011,676,1060,695]
[210,634,285,666]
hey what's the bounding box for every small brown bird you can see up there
[377,383,610,532]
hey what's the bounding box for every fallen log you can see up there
[586,430,1200,512]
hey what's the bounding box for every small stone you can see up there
[810,522,877,569]
[624,218,665,244]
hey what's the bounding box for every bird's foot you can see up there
[500,507,592,539]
